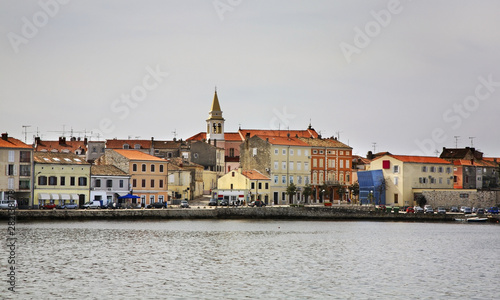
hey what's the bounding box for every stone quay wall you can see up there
[0,206,462,222]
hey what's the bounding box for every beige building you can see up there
[0,133,33,208]
[370,154,454,207]
[217,168,270,203]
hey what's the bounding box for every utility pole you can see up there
[372,142,377,153]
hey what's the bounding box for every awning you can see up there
[60,194,71,200]
[70,194,80,200]
[38,193,50,200]
[51,193,60,200]
[115,192,128,197]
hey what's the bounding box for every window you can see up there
[274,176,278,184]
[253,148,257,156]
[297,149,301,156]
[438,167,443,173]
[393,165,399,173]
[313,173,317,184]
[142,179,146,188]
[60,176,65,186]
[232,171,235,177]
[70,177,75,186]
[258,182,262,189]
[430,166,436,172]
[159,180,163,188]
[265,183,269,189]
[394,194,399,204]
[150,195,155,203]
[123,144,130,149]
[313,159,317,168]
[133,179,137,187]
[19,179,30,190]
[290,149,294,156]
[297,162,301,170]
[20,151,31,162]
[305,150,309,157]
[340,151,344,155]
[282,149,286,155]
[319,150,324,154]
[38,176,47,185]
[289,162,294,170]
[119,180,124,188]
[7,164,15,175]
[453,176,457,183]
[274,161,278,169]
[142,164,146,172]
[159,165,164,172]
[313,150,318,154]
[95,179,101,187]
[48,176,57,185]
[439,178,443,184]
[305,176,310,184]
[297,176,302,184]
[8,178,14,189]
[431,177,436,184]
[8,151,14,162]
[422,166,427,172]
[151,164,155,172]
[229,148,235,157]
[134,144,141,149]
[282,176,286,184]
[274,149,279,155]
[304,162,309,171]
[282,162,286,170]
[19,165,30,176]
[133,164,137,172]
[394,177,398,186]
[151,179,155,188]
[340,160,344,168]
[106,180,112,188]
[92,147,97,153]
[159,195,164,203]
[346,160,350,169]
[251,182,255,189]
[78,177,87,186]
[194,153,199,159]
[289,176,294,184]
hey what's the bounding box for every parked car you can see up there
[147,202,167,209]
[487,207,499,214]
[437,207,447,214]
[107,202,123,209]
[414,206,424,213]
[0,200,17,209]
[463,207,472,214]
[476,208,485,215]
[405,206,415,213]
[450,206,459,212]
[180,200,190,208]
[424,206,434,214]
[41,203,57,209]
[460,206,467,213]
[60,203,79,209]
[208,199,218,206]
[82,201,102,209]
[220,199,229,206]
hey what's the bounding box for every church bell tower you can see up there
[206,89,225,144]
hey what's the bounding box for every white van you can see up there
[0,199,18,209]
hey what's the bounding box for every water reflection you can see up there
[6,220,500,299]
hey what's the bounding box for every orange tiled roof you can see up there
[186,132,206,141]
[0,136,32,149]
[239,128,319,139]
[224,132,243,141]
[453,159,497,167]
[375,155,451,164]
[106,139,151,149]
[242,169,270,180]
[298,137,351,149]
[113,149,165,161]
[257,135,310,147]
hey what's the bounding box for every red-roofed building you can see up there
[370,154,453,206]
[34,136,87,157]
[96,149,169,206]
[0,133,33,208]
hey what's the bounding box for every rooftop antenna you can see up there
[335,131,343,140]
[172,129,177,139]
[22,125,31,143]
[372,142,377,153]
[434,149,440,157]
[454,136,460,148]
[469,137,475,147]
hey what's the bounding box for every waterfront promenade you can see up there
[2,206,498,222]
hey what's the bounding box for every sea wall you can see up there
[422,190,500,208]
[0,206,463,222]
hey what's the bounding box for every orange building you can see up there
[97,149,169,206]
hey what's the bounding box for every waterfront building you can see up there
[367,154,453,207]
[239,134,311,205]
[33,151,91,208]
[217,168,270,203]
[96,149,169,206]
[298,137,353,203]
[0,133,33,208]
[90,165,131,205]
[166,157,203,200]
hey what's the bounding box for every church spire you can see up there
[211,88,222,112]
[207,88,225,142]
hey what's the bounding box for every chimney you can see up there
[245,132,250,139]
[35,136,41,146]
[71,137,76,142]
[1,133,8,141]
[59,137,64,145]
[84,138,88,145]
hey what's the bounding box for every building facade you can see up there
[90,165,131,205]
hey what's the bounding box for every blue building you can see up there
[357,170,386,205]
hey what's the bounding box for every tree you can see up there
[375,177,389,205]
[349,182,359,204]
[337,185,346,203]
[286,183,297,204]
[302,184,313,204]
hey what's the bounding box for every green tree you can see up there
[302,184,313,204]
[286,183,297,204]
[349,182,359,204]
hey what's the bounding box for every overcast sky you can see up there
[1,0,499,157]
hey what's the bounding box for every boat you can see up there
[466,217,488,223]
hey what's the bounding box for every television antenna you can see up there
[453,136,460,148]
[22,125,32,143]
[469,137,475,147]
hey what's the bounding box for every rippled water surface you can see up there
[2,220,499,299]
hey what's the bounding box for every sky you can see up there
[1,0,500,157]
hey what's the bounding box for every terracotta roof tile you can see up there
[242,169,270,180]
[34,151,89,165]
[106,139,151,149]
[0,136,32,149]
[374,154,451,164]
[113,149,165,161]
[298,137,351,149]
[91,165,128,176]
[257,135,310,147]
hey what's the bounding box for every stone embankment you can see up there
[2,206,494,222]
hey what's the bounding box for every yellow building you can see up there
[33,152,91,208]
[216,168,270,204]
[370,154,453,207]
